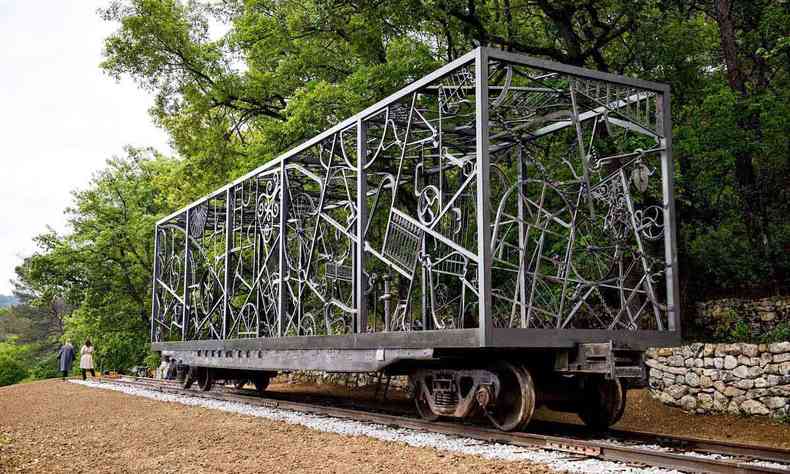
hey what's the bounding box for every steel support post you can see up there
[278,162,289,337]
[659,89,681,332]
[421,238,428,330]
[382,274,391,332]
[222,187,234,339]
[150,225,160,342]
[516,148,528,328]
[475,47,493,346]
[182,210,191,341]
[356,119,368,334]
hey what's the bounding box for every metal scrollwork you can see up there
[151,51,675,343]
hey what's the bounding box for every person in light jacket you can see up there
[80,339,96,380]
[57,340,75,380]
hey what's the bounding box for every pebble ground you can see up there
[0,379,553,473]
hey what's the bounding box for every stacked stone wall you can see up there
[647,342,790,418]
[696,296,789,339]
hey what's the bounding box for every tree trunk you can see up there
[714,0,767,261]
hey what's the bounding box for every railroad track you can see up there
[89,376,789,473]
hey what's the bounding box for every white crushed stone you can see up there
[748,459,790,470]
[71,380,679,474]
[680,451,733,461]
[607,441,672,453]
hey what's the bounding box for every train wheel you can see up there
[486,362,536,432]
[196,367,214,392]
[253,374,269,396]
[577,376,626,430]
[233,379,248,390]
[182,367,195,389]
[413,380,440,421]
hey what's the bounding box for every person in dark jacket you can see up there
[57,340,75,380]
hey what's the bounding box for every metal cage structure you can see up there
[150,48,681,361]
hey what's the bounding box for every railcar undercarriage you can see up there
[164,341,643,430]
[150,48,680,432]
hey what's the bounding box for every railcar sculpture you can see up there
[150,47,680,430]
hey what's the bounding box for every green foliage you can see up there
[709,308,739,341]
[731,321,752,342]
[143,351,160,370]
[0,341,30,386]
[0,355,27,386]
[28,351,61,380]
[761,323,790,345]
[704,314,790,345]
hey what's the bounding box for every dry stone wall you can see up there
[647,342,790,418]
[696,296,790,339]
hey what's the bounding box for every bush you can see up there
[143,351,160,370]
[28,351,62,380]
[0,355,28,386]
[762,323,790,344]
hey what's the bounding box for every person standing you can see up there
[80,339,96,380]
[158,355,170,379]
[57,340,75,381]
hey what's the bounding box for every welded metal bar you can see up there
[659,90,681,332]
[475,47,493,346]
[182,210,190,341]
[568,81,596,219]
[421,237,428,331]
[485,47,669,93]
[222,187,234,339]
[516,149,528,328]
[488,92,656,143]
[278,163,288,337]
[618,169,663,329]
[355,119,368,334]
[150,226,160,342]
[152,326,680,352]
[382,275,392,332]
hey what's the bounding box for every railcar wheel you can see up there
[577,376,626,430]
[486,362,536,432]
[253,374,270,396]
[233,379,248,390]
[182,367,195,389]
[195,367,214,392]
[413,380,440,421]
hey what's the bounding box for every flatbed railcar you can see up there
[150,47,680,431]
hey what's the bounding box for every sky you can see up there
[0,0,171,294]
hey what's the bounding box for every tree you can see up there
[99,0,655,190]
[15,148,174,370]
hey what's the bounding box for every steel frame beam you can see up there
[475,48,493,346]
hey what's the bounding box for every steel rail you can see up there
[91,377,789,473]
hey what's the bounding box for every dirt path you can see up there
[533,388,790,449]
[0,380,553,473]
